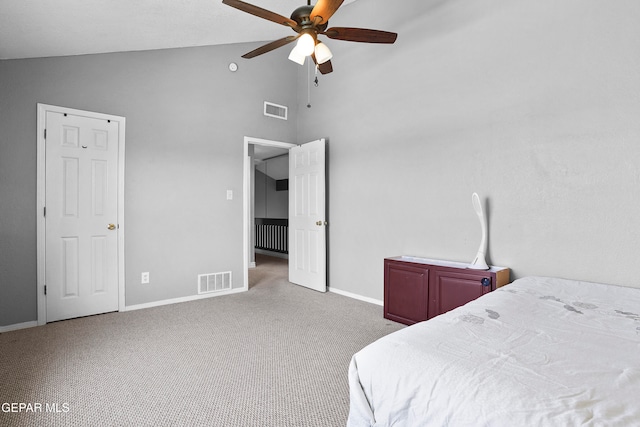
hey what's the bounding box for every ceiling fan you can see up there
[221,0,398,74]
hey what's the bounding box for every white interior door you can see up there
[288,139,326,292]
[44,110,120,322]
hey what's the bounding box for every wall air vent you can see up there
[264,101,288,120]
[198,271,232,294]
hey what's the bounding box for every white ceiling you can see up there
[0,0,357,60]
[254,145,289,162]
[253,145,289,180]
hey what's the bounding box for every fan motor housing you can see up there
[291,5,328,31]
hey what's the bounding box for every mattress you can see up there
[348,276,640,426]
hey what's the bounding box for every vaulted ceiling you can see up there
[0,0,357,60]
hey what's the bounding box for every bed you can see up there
[348,276,640,426]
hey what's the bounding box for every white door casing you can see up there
[288,139,327,292]
[37,104,125,324]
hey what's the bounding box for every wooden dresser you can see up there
[384,256,510,325]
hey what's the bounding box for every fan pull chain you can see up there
[306,59,320,108]
[307,59,312,108]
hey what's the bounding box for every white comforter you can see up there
[348,276,640,426]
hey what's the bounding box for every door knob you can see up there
[107,223,116,230]
[316,221,322,226]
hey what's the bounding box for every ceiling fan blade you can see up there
[241,36,298,59]
[311,53,334,74]
[317,60,333,75]
[310,0,344,25]
[323,27,398,43]
[222,0,298,28]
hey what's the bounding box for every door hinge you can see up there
[44,285,47,295]
[44,129,47,139]
[43,206,46,217]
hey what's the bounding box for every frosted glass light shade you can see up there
[296,33,316,56]
[314,42,333,64]
[288,46,306,65]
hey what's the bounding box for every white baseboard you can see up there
[0,321,39,333]
[125,287,246,312]
[329,287,383,306]
[3,288,376,331]
[1,290,249,331]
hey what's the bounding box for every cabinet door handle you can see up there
[481,278,491,287]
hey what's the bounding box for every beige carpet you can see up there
[0,255,403,427]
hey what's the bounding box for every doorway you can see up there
[253,147,290,261]
[242,137,296,290]
[36,104,126,324]
[242,137,328,293]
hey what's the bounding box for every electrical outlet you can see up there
[141,272,150,284]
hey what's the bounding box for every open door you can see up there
[288,139,326,292]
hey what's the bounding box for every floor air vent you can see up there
[264,101,288,120]
[198,271,232,294]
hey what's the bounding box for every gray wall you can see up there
[297,0,640,300]
[2,0,639,326]
[0,44,298,326]
[255,155,288,219]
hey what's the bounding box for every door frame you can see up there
[36,103,126,325]
[242,136,296,290]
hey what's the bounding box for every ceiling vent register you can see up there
[264,102,288,120]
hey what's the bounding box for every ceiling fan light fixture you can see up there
[314,42,333,64]
[296,32,316,56]
[288,45,306,65]
[222,0,399,75]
